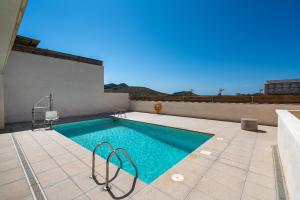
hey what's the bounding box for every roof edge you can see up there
[12,44,103,66]
[266,79,300,84]
[15,35,40,47]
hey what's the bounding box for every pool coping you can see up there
[54,116,215,137]
[52,116,215,185]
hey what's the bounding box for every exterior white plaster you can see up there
[0,0,28,128]
[4,51,129,123]
[277,110,300,200]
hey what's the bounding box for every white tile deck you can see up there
[0,112,278,200]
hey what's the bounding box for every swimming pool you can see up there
[53,118,212,184]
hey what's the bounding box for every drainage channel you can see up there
[272,145,289,200]
[11,134,47,200]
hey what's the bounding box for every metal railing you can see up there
[90,142,138,199]
[106,148,138,199]
[32,93,53,130]
[90,142,123,185]
[130,95,300,104]
[113,109,127,118]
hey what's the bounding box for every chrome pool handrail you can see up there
[90,142,138,199]
[113,109,127,118]
[91,142,123,185]
[105,148,138,199]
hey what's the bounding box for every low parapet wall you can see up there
[131,95,300,104]
[130,100,300,126]
[277,110,300,200]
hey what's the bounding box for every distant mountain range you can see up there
[104,83,198,97]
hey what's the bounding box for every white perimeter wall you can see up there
[277,110,300,200]
[130,100,300,126]
[4,51,129,123]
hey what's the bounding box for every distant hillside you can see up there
[171,91,198,96]
[104,83,129,90]
[104,83,168,97]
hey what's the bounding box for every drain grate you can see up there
[272,145,288,200]
[11,134,47,200]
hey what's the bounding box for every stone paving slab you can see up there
[0,133,34,200]
[0,112,278,200]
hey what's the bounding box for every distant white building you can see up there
[264,79,300,95]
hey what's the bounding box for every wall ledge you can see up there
[276,110,300,142]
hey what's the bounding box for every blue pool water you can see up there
[53,118,212,184]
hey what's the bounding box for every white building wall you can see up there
[4,51,129,123]
[0,0,28,128]
[130,100,300,126]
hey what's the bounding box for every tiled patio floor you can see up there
[0,112,278,200]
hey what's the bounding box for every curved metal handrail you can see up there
[34,96,49,108]
[114,111,120,118]
[113,110,127,118]
[105,148,138,199]
[33,94,53,109]
[91,142,123,185]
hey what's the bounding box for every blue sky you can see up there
[18,0,300,95]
